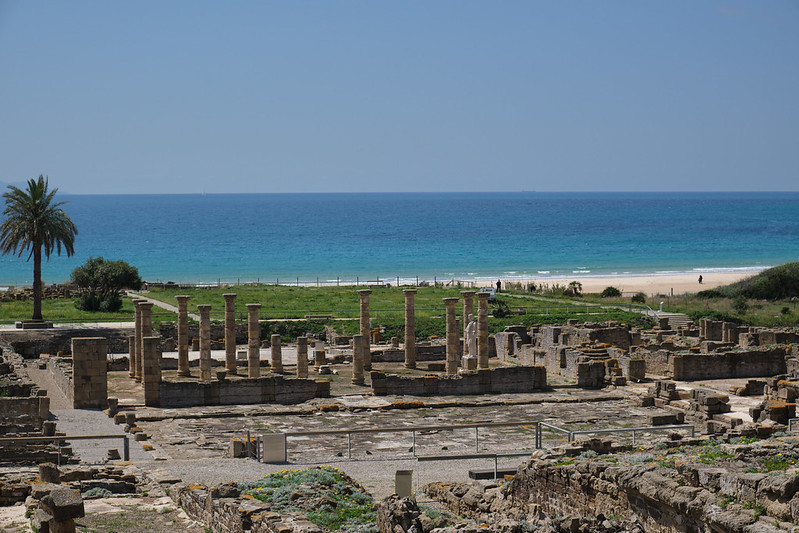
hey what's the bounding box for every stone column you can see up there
[403,289,417,369]
[296,337,308,378]
[176,295,191,377]
[444,297,460,375]
[270,334,283,373]
[461,291,476,355]
[477,292,490,369]
[142,336,161,407]
[138,302,154,383]
[198,304,212,381]
[246,303,261,378]
[358,289,372,370]
[352,334,365,385]
[223,293,237,375]
[132,299,144,381]
[127,334,135,378]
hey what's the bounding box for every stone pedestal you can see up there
[142,336,161,407]
[270,334,283,373]
[444,297,460,375]
[246,303,261,378]
[477,292,490,369]
[137,302,154,383]
[223,293,237,375]
[198,305,212,382]
[176,295,191,377]
[296,337,308,378]
[403,289,417,369]
[461,291,476,355]
[71,337,108,409]
[358,290,372,370]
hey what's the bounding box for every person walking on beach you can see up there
[496,280,502,292]
[698,275,703,285]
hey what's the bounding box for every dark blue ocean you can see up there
[1,192,798,286]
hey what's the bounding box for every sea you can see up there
[1,192,798,287]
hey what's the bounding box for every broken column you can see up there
[296,336,308,378]
[358,289,372,370]
[176,295,191,377]
[137,302,154,383]
[71,337,108,409]
[404,289,417,369]
[461,291,475,355]
[223,293,237,375]
[270,334,283,373]
[246,303,261,378]
[198,304,212,381]
[352,334,365,385]
[477,292,489,369]
[142,336,161,407]
[444,297,459,375]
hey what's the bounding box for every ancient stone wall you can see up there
[158,375,328,408]
[671,347,788,381]
[373,344,446,363]
[370,366,546,396]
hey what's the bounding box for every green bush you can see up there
[715,262,799,300]
[600,286,622,298]
[71,256,141,312]
[631,292,646,304]
[732,295,749,314]
[697,289,725,299]
[492,300,511,318]
[689,310,743,324]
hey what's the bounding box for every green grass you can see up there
[0,296,174,325]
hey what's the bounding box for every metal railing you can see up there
[535,422,695,448]
[788,418,799,432]
[274,420,540,462]
[0,434,130,465]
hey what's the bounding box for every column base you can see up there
[176,369,191,377]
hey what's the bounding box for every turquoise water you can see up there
[1,192,797,285]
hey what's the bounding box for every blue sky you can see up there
[1,1,797,193]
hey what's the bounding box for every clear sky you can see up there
[1,1,797,194]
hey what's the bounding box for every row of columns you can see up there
[358,288,490,376]
[131,296,313,383]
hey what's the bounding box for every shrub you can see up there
[688,310,744,324]
[732,295,749,314]
[697,289,725,299]
[631,292,646,304]
[601,286,622,298]
[492,300,511,318]
[781,306,791,315]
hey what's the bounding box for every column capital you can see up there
[197,304,212,312]
[138,302,154,310]
[442,297,459,306]
[175,295,191,302]
[403,288,417,295]
[477,292,490,300]
[358,289,372,297]
[460,290,476,297]
[223,293,237,301]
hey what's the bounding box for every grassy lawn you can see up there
[0,296,175,325]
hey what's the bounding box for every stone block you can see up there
[40,488,85,521]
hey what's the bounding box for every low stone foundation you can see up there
[370,366,546,396]
[158,375,330,407]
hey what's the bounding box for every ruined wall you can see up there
[370,366,546,396]
[373,344,446,363]
[2,327,133,357]
[671,347,788,381]
[158,375,328,408]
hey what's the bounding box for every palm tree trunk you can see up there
[33,243,42,321]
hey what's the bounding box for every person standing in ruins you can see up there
[496,279,501,292]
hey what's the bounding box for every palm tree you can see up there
[1,175,78,321]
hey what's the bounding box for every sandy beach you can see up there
[510,271,753,296]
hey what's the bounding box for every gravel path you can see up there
[26,365,154,464]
